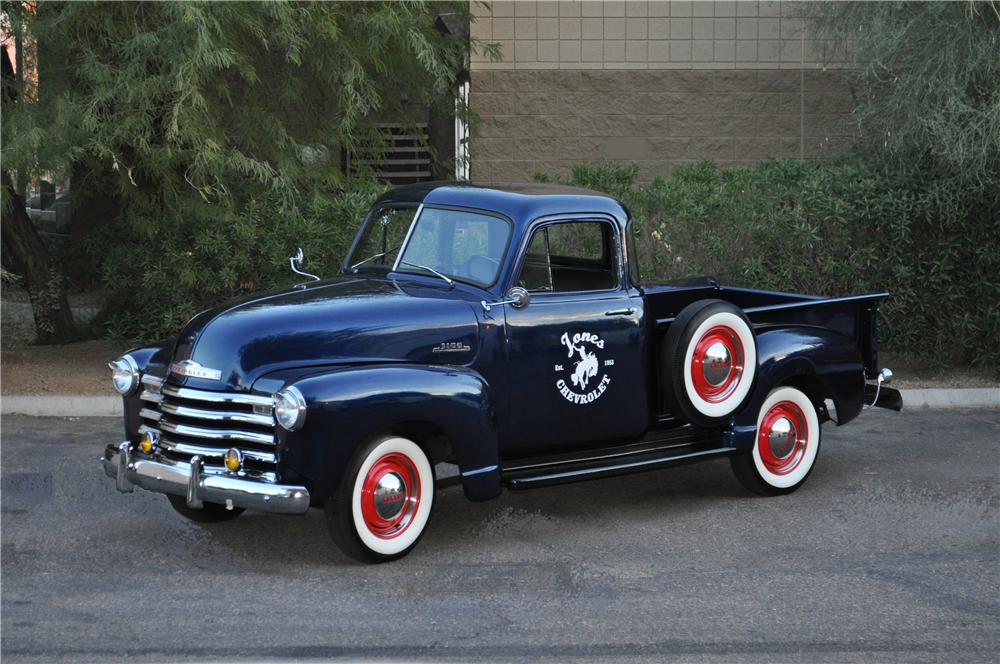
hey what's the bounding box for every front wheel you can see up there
[166,494,245,522]
[326,436,435,563]
[730,386,821,496]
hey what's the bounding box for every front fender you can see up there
[281,364,500,504]
[121,342,173,440]
[728,326,864,452]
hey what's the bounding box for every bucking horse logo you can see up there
[565,335,599,390]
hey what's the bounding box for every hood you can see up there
[167,275,481,391]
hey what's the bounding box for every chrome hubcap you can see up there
[767,417,795,459]
[373,472,406,519]
[701,341,733,386]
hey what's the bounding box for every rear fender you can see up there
[282,364,500,504]
[727,326,864,452]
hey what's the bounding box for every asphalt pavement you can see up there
[2,409,998,662]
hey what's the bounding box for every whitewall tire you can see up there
[731,386,821,495]
[326,436,434,563]
[663,300,757,427]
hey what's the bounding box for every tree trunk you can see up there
[2,171,77,344]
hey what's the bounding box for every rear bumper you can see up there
[101,442,310,514]
[864,384,903,411]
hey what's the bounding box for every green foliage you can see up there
[555,160,1000,371]
[802,1,1000,189]
[0,1,485,342]
[92,179,385,342]
[3,1,473,206]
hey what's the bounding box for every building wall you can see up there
[469,0,854,183]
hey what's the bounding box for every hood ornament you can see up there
[170,359,222,381]
[290,247,321,283]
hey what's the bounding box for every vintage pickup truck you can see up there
[102,183,901,562]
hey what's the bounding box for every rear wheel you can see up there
[166,494,244,522]
[730,386,821,496]
[326,436,435,563]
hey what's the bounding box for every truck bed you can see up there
[642,278,888,378]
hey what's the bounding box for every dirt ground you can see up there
[878,352,998,389]
[1,285,120,395]
[1,339,121,396]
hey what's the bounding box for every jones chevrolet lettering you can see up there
[101,182,901,563]
[557,373,611,404]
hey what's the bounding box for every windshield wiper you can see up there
[397,261,454,286]
[350,246,400,272]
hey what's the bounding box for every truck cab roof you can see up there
[373,181,630,229]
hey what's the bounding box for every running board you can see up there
[501,433,732,490]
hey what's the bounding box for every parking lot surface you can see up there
[2,409,998,662]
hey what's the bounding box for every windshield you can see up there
[395,207,511,287]
[347,206,418,271]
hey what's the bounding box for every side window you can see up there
[518,230,553,291]
[547,222,605,261]
[516,220,620,293]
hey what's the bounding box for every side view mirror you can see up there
[289,247,320,282]
[506,286,531,309]
[481,286,531,314]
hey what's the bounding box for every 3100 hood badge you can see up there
[170,359,222,381]
[432,341,471,353]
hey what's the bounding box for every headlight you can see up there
[273,386,306,431]
[108,355,139,395]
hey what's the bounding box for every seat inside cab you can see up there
[517,220,619,293]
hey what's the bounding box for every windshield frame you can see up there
[391,204,514,290]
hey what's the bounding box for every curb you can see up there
[1,388,998,417]
[899,387,1000,410]
[1,396,121,417]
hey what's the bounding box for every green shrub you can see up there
[91,179,385,342]
[555,160,1000,371]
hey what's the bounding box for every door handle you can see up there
[604,308,636,317]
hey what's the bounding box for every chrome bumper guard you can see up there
[864,367,903,412]
[101,442,310,514]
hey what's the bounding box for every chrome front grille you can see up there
[139,375,278,477]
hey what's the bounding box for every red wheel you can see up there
[756,400,810,477]
[689,324,746,404]
[326,436,434,563]
[358,452,422,540]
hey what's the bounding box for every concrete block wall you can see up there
[469,1,855,183]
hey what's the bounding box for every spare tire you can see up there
[661,299,757,427]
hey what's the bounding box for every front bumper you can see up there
[101,442,310,514]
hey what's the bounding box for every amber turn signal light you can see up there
[139,432,156,454]
[224,448,243,473]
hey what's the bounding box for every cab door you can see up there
[501,218,648,456]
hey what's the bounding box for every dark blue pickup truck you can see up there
[102,183,901,562]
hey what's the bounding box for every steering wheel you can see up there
[463,255,500,284]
